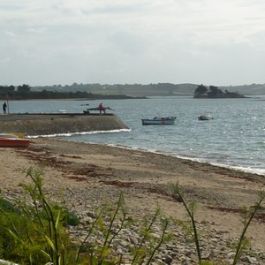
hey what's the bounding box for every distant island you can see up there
[194,85,245,98]
[0,85,145,100]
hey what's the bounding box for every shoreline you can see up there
[1,138,265,260]
[72,139,265,184]
[96,142,265,178]
[26,129,131,139]
[30,133,265,178]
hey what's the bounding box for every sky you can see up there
[1,0,265,86]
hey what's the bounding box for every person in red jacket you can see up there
[98,103,105,114]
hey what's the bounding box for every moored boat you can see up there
[198,114,213,121]
[0,134,30,148]
[141,116,176,125]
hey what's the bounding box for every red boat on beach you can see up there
[0,134,30,148]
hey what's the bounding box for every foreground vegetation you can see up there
[0,168,264,265]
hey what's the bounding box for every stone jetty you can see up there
[0,113,128,136]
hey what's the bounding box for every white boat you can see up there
[141,116,176,125]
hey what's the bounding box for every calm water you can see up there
[8,96,265,175]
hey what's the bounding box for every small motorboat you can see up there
[198,114,213,121]
[0,133,30,148]
[142,116,176,125]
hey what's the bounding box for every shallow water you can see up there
[7,96,265,175]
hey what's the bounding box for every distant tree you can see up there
[207,85,223,97]
[0,86,15,97]
[194,84,208,98]
[17,84,31,93]
[8,85,15,92]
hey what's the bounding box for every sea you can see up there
[9,96,265,176]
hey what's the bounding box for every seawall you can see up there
[0,113,129,136]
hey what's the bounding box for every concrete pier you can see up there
[0,113,129,136]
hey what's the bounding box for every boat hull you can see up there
[0,138,30,148]
[141,117,176,125]
[198,115,213,121]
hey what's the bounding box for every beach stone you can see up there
[129,235,138,244]
[242,256,257,264]
[184,249,193,257]
[152,259,164,265]
[227,252,235,259]
[83,216,93,224]
[162,255,173,264]
[210,238,218,243]
[116,248,123,255]
[84,210,97,218]
[180,256,191,265]
[119,240,129,248]
[150,232,161,239]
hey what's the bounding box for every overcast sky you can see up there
[1,0,265,86]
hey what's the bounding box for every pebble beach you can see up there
[1,138,265,264]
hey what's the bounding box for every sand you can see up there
[0,138,265,252]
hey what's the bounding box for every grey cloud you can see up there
[1,0,265,85]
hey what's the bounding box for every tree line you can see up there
[0,84,138,100]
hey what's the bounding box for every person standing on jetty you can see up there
[98,102,106,114]
[2,102,7,114]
